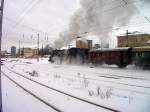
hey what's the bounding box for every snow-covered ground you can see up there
[1,58,150,112]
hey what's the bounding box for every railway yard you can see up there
[1,58,150,112]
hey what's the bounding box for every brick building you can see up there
[117,34,150,47]
[76,39,92,49]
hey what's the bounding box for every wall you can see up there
[117,34,150,47]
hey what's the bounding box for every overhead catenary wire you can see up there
[5,0,119,37]
[6,0,41,38]
[12,0,41,28]
[144,17,150,23]
[4,0,38,30]
[4,17,50,35]
[3,17,60,45]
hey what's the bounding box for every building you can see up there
[32,49,38,57]
[117,34,150,47]
[76,39,92,49]
[1,51,11,58]
[20,48,38,58]
[11,46,16,57]
[1,51,7,57]
[22,48,34,58]
[94,44,101,49]
[87,40,93,48]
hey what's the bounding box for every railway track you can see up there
[4,64,150,96]
[65,66,150,81]
[52,70,150,89]
[5,59,150,81]
[3,65,120,112]
[51,72,150,95]
[53,64,150,81]
[9,62,150,89]
[2,72,62,112]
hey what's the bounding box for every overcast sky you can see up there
[2,0,80,51]
[2,0,150,52]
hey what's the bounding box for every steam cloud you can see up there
[54,0,140,49]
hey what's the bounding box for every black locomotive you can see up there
[67,48,89,63]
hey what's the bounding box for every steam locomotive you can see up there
[48,47,150,68]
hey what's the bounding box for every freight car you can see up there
[89,47,132,68]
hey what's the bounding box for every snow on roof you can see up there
[133,46,150,52]
[89,47,131,52]
[134,46,150,48]
[118,34,150,37]
[60,46,68,50]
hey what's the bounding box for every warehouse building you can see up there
[117,34,150,47]
[76,39,92,49]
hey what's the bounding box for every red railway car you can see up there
[89,47,132,68]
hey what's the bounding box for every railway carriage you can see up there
[89,47,132,68]
[48,47,150,69]
[132,47,150,69]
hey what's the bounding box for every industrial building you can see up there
[11,46,16,57]
[117,34,150,68]
[76,39,92,49]
[20,48,38,58]
[117,34,150,47]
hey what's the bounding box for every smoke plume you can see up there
[54,0,139,48]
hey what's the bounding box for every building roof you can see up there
[118,34,150,38]
[89,47,131,52]
[133,46,150,52]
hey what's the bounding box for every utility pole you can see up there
[19,40,20,57]
[126,30,129,47]
[42,44,43,57]
[37,33,39,62]
[46,36,48,46]
[0,0,4,112]
[68,44,72,49]
[22,34,25,58]
[22,34,24,49]
[101,40,103,50]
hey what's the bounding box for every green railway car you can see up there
[132,47,150,69]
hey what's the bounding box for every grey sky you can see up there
[2,0,80,51]
[2,0,150,51]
